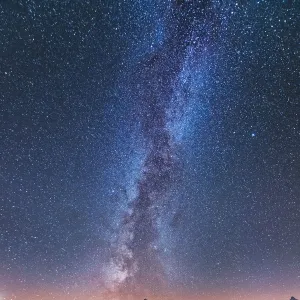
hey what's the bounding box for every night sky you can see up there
[0,1,299,300]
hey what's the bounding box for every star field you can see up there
[0,1,299,300]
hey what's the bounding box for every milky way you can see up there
[108,2,225,295]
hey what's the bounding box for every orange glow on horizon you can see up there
[3,287,300,300]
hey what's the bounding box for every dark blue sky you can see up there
[0,1,299,299]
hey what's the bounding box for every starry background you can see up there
[0,1,299,299]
